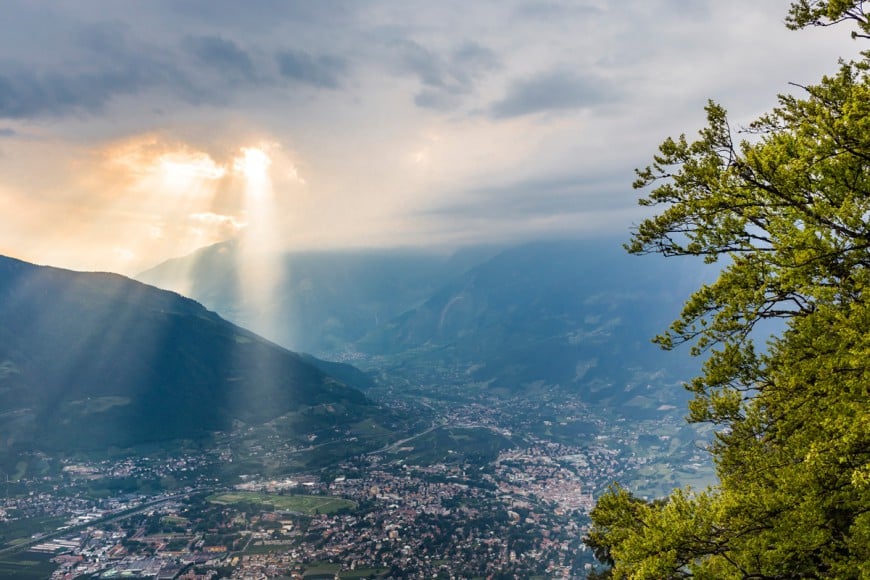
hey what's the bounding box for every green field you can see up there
[0,516,67,550]
[0,552,58,580]
[12,461,27,481]
[241,542,296,555]
[390,426,514,466]
[207,492,356,514]
[300,562,387,578]
[338,568,389,578]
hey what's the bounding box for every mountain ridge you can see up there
[354,239,702,410]
[136,238,707,412]
[0,254,379,454]
[136,240,503,354]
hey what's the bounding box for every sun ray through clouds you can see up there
[233,144,285,344]
[225,144,302,424]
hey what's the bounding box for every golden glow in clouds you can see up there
[234,147,272,183]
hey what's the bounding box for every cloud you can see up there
[395,40,446,88]
[74,20,132,56]
[402,170,648,248]
[451,42,500,82]
[394,39,500,111]
[183,35,257,82]
[423,172,631,221]
[0,67,153,119]
[189,212,244,239]
[0,19,195,120]
[514,1,603,21]
[275,50,348,89]
[413,90,461,112]
[490,69,619,119]
[0,0,859,274]
[147,0,357,34]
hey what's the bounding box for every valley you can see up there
[0,372,713,578]
[0,241,717,578]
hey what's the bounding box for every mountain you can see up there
[0,255,380,454]
[139,238,708,414]
[136,240,500,354]
[357,240,704,410]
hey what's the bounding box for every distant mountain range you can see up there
[0,255,380,455]
[138,239,708,409]
[138,241,499,354]
[359,240,700,397]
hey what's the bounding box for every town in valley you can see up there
[1,385,711,579]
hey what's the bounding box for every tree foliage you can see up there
[586,3,870,578]
[787,0,870,39]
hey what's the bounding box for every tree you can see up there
[786,0,870,39]
[586,3,870,578]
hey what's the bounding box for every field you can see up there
[0,516,67,550]
[241,542,296,555]
[207,492,356,514]
[338,568,389,578]
[388,426,514,466]
[296,562,389,578]
[0,552,58,580]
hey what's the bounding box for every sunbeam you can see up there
[234,147,271,186]
[233,145,284,343]
[226,144,293,431]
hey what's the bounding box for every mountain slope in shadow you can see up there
[0,255,376,452]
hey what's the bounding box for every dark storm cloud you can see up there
[490,70,619,118]
[394,39,500,111]
[0,65,177,119]
[0,16,200,120]
[0,2,359,120]
[183,35,257,82]
[275,50,349,89]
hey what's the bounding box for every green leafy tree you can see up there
[586,3,870,578]
[787,0,870,38]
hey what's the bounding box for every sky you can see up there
[0,0,860,275]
